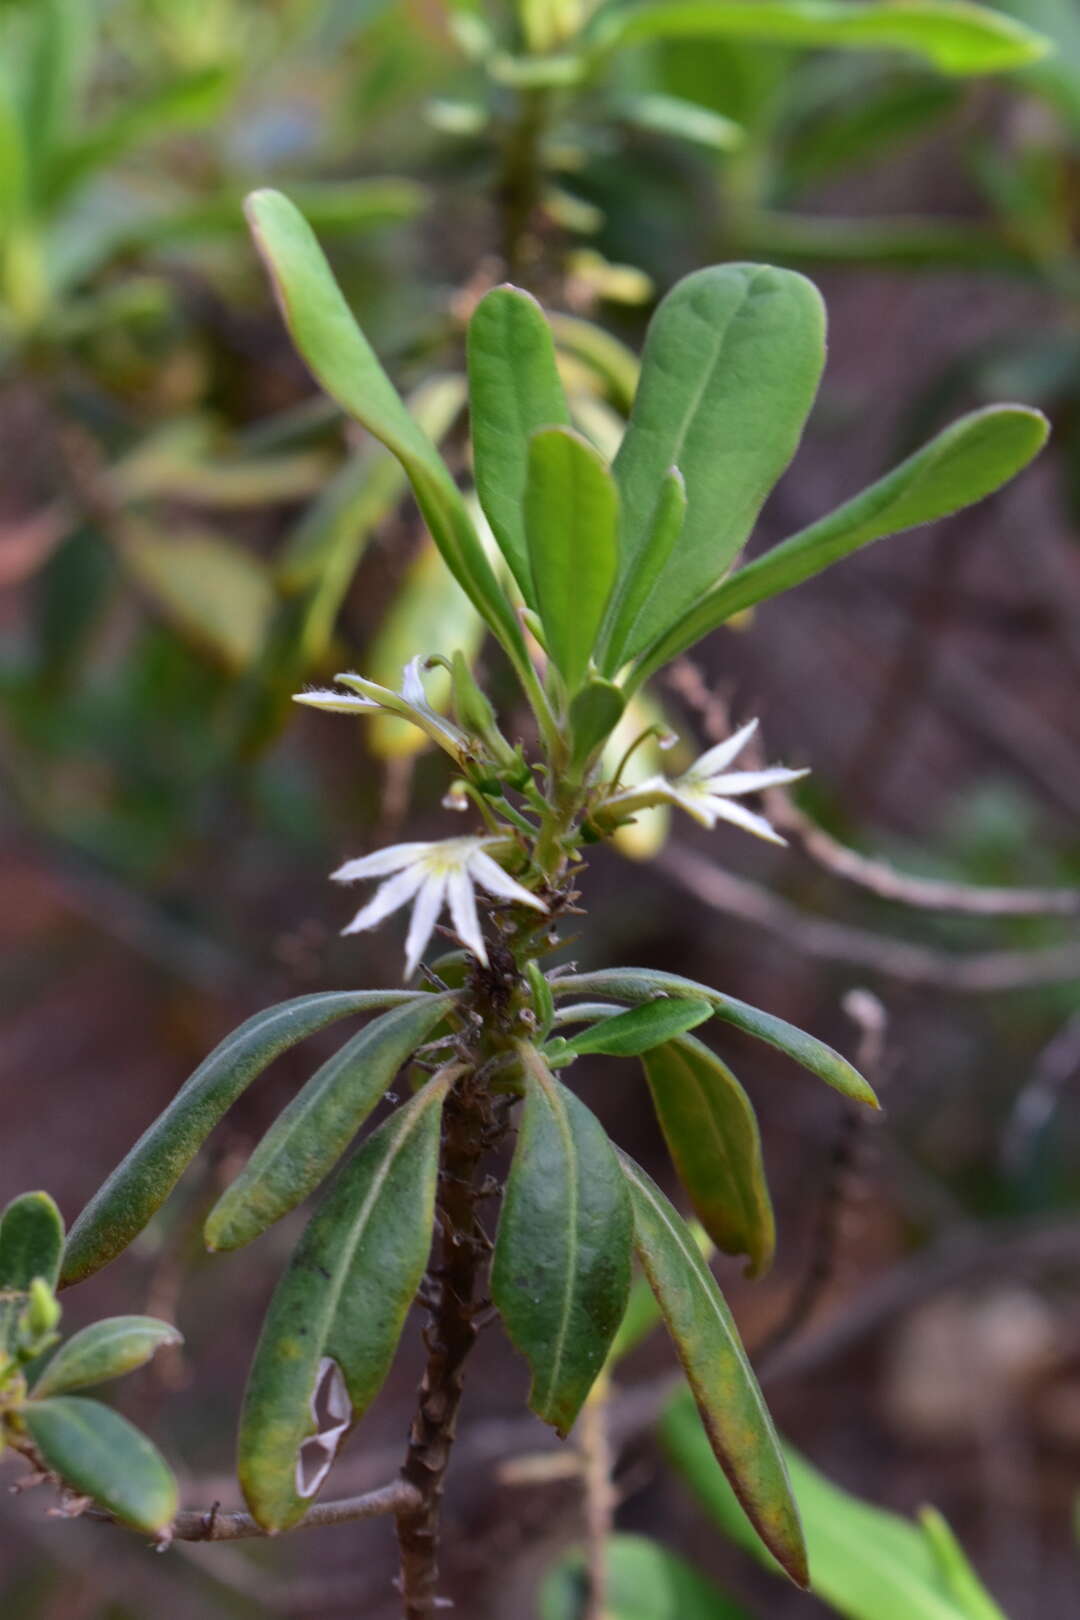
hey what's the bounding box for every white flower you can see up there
[294,656,466,761]
[332,836,547,979]
[608,719,807,845]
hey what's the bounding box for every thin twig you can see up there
[1000,1010,1080,1175]
[579,1380,615,1620]
[766,795,1080,918]
[657,844,1080,993]
[754,991,887,1372]
[86,1481,421,1542]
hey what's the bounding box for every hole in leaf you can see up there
[295,1356,352,1499]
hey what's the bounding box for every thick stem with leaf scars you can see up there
[396,1042,512,1615]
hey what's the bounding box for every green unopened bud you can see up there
[17,1278,61,1358]
[450,652,521,774]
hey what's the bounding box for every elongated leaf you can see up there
[62,990,424,1287]
[558,998,711,1058]
[239,1077,448,1530]
[540,1532,753,1619]
[245,190,524,664]
[525,427,618,691]
[642,1035,774,1276]
[588,1,1050,75]
[0,1192,63,1352]
[602,466,685,671]
[23,1397,177,1533]
[550,313,640,413]
[553,969,878,1106]
[205,993,455,1251]
[618,1153,806,1585]
[32,1317,181,1398]
[613,90,745,151]
[468,285,571,605]
[919,1508,1009,1620]
[607,264,824,663]
[121,521,275,671]
[492,1049,631,1435]
[663,1390,1006,1620]
[638,405,1049,677]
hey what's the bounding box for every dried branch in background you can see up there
[1001,1010,1080,1175]
[658,843,1080,993]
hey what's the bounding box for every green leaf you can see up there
[569,677,626,770]
[205,993,455,1251]
[62,990,424,1287]
[524,426,619,691]
[45,66,233,205]
[607,1222,713,1366]
[641,1035,774,1277]
[606,264,825,664]
[244,190,526,667]
[553,968,878,1107]
[492,1048,632,1435]
[618,1153,806,1586]
[588,1,1050,75]
[31,1317,181,1398]
[238,1076,448,1530]
[468,284,572,606]
[663,1390,1007,1620]
[550,312,640,414]
[19,0,90,195]
[540,1532,754,1619]
[557,998,712,1058]
[22,1397,177,1533]
[602,466,686,671]
[121,521,275,672]
[638,405,1049,677]
[0,1192,64,1353]
[612,90,745,151]
[918,1508,1009,1620]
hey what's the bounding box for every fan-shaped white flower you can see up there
[294,656,467,761]
[332,837,547,979]
[607,719,807,845]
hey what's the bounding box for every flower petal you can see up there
[446,866,487,966]
[332,843,434,883]
[688,718,759,780]
[401,656,428,709]
[468,849,547,912]
[404,873,448,980]
[293,689,378,712]
[708,796,787,845]
[660,782,719,829]
[342,863,426,934]
[701,765,809,797]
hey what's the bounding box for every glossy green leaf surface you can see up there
[619,1153,806,1586]
[663,1389,1007,1619]
[0,1192,63,1352]
[568,677,626,769]
[540,1532,753,1619]
[608,264,825,661]
[205,993,454,1251]
[239,1076,447,1530]
[642,1035,774,1277]
[468,284,571,605]
[524,426,619,691]
[492,1049,632,1435]
[62,990,423,1287]
[23,1397,178,1533]
[32,1316,181,1398]
[640,405,1049,675]
[602,466,686,672]
[589,1,1050,74]
[558,998,712,1058]
[244,189,525,662]
[553,969,878,1106]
